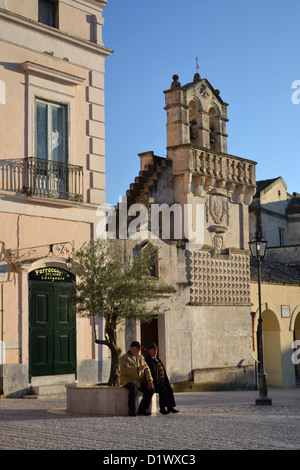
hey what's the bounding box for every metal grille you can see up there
[25,157,83,201]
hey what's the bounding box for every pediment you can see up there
[183,76,228,107]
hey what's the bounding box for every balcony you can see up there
[192,147,256,186]
[0,157,83,202]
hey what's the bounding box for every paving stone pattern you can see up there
[0,388,299,451]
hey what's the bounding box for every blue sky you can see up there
[103,0,300,206]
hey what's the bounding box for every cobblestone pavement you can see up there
[0,387,299,452]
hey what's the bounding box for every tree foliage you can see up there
[70,238,167,385]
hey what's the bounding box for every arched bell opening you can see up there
[208,105,220,152]
[188,99,203,147]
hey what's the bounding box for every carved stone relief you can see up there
[212,234,223,253]
[206,194,230,238]
[209,195,228,225]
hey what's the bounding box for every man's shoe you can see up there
[159,408,170,415]
[137,409,151,416]
[168,408,179,413]
[128,411,136,416]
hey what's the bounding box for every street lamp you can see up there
[249,232,272,406]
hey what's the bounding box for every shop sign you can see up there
[29,267,75,282]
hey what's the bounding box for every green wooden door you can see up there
[29,280,76,377]
[53,283,76,375]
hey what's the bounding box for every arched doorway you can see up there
[261,309,282,387]
[29,266,76,379]
[293,311,300,384]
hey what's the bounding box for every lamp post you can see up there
[249,232,272,406]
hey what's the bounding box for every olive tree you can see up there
[71,239,167,386]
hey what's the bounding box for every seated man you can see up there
[145,343,179,414]
[120,341,155,416]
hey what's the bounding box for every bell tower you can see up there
[163,71,256,253]
[164,72,229,153]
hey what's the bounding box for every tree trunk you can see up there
[108,343,121,386]
[94,316,121,386]
[106,318,121,386]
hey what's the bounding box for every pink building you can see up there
[0,0,111,396]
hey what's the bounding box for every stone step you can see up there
[23,393,66,400]
[23,383,69,399]
[32,383,67,396]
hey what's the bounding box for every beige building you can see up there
[249,177,300,388]
[0,0,112,396]
[250,260,300,388]
[249,176,300,271]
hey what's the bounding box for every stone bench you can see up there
[65,383,158,416]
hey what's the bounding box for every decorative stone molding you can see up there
[212,234,223,253]
[167,144,256,205]
[21,61,85,86]
[189,250,251,305]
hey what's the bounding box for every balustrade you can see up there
[0,157,83,202]
[194,148,255,186]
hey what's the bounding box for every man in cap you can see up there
[145,343,179,414]
[120,341,155,416]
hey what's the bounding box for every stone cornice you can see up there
[61,0,107,12]
[0,8,113,57]
[21,61,86,86]
[167,144,257,166]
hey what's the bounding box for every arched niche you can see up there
[133,241,159,278]
[208,104,221,151]
[188,98,203,146]
[261,309,282,387]
[289,304,300,331]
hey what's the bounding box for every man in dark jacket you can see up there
[145,343,179,415]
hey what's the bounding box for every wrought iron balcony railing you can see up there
[0,157,83,202]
